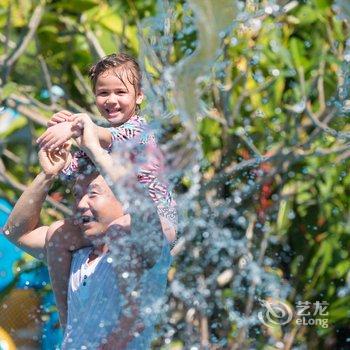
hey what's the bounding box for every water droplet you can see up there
[271,69,280,77]
[231,37,238,46]
[265,6,273,14]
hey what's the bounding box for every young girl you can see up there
[37,53,177,328]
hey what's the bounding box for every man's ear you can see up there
[136,90,144,105]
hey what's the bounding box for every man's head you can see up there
[88,53,143,127]
[72,172,125,241]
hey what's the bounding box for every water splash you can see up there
[134,1,294,348]
[105,0,350,348]
[172,0,237,126]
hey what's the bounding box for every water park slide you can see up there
[0,198,62,349]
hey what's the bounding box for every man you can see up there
[4,119,174,349]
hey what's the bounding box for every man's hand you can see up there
[38,143,71,176]
[72,113,100,152]
[47,110,75,127]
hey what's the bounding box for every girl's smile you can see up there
[95,68,143,127]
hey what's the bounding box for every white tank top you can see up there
[61,240,172,350]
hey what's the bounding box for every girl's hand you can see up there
[71,113,100,153]
[47,110,75,127]
[38,143,72,176]
[37,122,79,150]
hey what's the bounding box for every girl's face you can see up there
[94,68,143,127]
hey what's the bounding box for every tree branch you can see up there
[37,51,55,107]
[0,32,16,49]
[6,95,48,126]
[84,27,106,59]
[305,101,350,141]
[0,166,72,216]
[4,1,12,56]
[1,1,45,84]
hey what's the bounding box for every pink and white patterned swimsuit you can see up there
[61,115,178,229]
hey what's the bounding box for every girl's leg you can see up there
[45,219,91,329]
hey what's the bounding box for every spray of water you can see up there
[105,0,349,348]
[122,1,292,348]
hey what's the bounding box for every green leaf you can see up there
[200,118,221,136]
[328,296,350,323]
[313,0,330,10]
[334,260,350,278]
[98,13,123,34]
[125,25,139,52]
[276,199,290,232]
[37,25,59,35]
[0,114,27,138]
[1,82,18,99]
[306,240,333,290]
[52,0,100,13]
[332,17,345,42]
[290,38,304,70]
[294,5,319,25]
[273,77,285,104]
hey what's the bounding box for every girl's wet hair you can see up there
[88,53,142,94]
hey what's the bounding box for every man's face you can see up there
[94,68,143,127]
[73,173,124,240]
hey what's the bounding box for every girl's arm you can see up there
[38,111,113,151]
[137,141,178,243]
[37,121,76,150]
[95,125,113,149]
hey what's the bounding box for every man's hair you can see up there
[62,152,98,183]
[88,53,142,94]
[77,155,98,177]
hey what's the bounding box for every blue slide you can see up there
[0,198,62,349]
